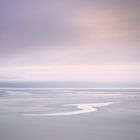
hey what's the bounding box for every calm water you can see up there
[0,88,140,140]
[0,81,140,88]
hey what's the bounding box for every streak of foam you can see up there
[23,102,119,117]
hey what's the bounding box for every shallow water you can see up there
[0,89,140,140]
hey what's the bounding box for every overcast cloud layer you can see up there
[0,0,140,82]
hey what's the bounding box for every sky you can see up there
[0,0,140,83]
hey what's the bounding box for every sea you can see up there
[0,82,140,140]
